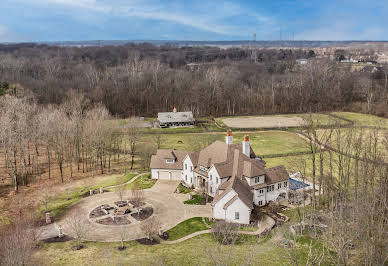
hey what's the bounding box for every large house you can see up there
[157,108,195,128]
[150,130,289,224]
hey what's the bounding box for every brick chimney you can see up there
[225,129,233,145]
[242,135,250,157]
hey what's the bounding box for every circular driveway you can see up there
[59,180,212,242]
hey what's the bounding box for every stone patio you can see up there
[58,180,212,242]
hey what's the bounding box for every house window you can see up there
[254,176,259,183]
[210,187,213,193]
[235,212,239,220]
[267,185,274,192]
[185,175,187,181]
[210,174,212,181]
[166,159,175,163]
[259,189,264,194]
[284,181,288,187]
[185,164,187,170]
[258,200,263,206]
[190,166,193,171]
[216,177,219,184]
[191,177,192,183]
[278,183,282,189]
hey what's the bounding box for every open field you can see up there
[222,116,306,128]
[139,131,310,157]
[218,113,349,129]
[315,127,387,161]
[32,233,333,265]
[333,112,388,128]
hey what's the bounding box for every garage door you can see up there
[158,171,171,179]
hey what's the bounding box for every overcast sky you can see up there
[0,0,387,42]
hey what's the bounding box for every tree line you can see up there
[1,43,386,118]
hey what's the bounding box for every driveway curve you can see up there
[59,180,212,242]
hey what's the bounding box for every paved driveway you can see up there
[59,180,212,242]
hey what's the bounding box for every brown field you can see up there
[222,116,307,128]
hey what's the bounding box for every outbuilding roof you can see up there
[157,111,194,123]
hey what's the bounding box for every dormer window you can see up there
[254,176,260,183]
[166,159,175,163]
[199,166,207,172]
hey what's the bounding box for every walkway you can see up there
[162,214,275,244]
[103,172,143,190]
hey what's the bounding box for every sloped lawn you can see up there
[166,217,213,241]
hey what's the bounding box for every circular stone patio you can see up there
[59,180,212,242]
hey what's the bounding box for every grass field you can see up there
[32,233,333,265]
[333,112,388,128]
[166,217,213,241]
[316,127,387,159]
[139,131,310,157]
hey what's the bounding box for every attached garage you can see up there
[150,149,189,181]
[151,169,182,180]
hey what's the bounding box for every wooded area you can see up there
[0,43,387,117]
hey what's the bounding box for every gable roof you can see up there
[212,176,253,210]
[150,149,191,170]
[158,111,194,123]
[223,195,238,210]
[265,165,289,184]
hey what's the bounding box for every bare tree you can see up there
[127,124,139,170]
[139,142,156,170]
[140,216,161,241]
[131,184,145,215]
[66,210,89,250]
[0,218,39,266]
[211,221,239,245]
[116,182,126,202]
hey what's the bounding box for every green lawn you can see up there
[125,173,156,190]
[332,112,388,128]
[33,233,334,265]
[184,194,203,205]
[140,131,310,157]
[166,217,213,241]
[177,183,193,194]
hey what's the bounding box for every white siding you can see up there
[182,156,195,186]
[252,181,289,205]
[225,198,251,224]
[207,166,221,197]
[151,169,182,180]
[213,189,251,225]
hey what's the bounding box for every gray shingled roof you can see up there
[157,111,194,123]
